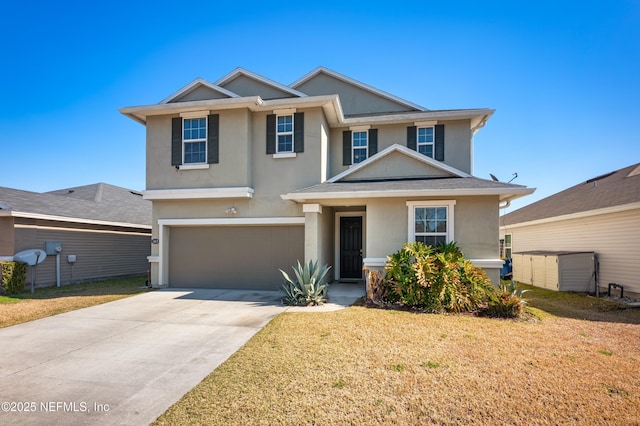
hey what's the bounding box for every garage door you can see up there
[168,225,304,290]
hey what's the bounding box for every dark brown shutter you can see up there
[407,126,417,151]
[171,117,182,166]
[266,114,276,154]
[293,112,304,153]
[435,124,445,161]
[368,129,378,157]
[207,114,219,164]
[342,130,352,166]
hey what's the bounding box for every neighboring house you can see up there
[0,183,151,288]
[120,67,533,290]
[500,163,640,296]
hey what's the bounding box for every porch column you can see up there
[303,204,322,264]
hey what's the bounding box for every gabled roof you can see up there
[282,144,533,203]
[215,67,307,98]
[0,183,151,228]
[502,163,640,226]
[328,144,470,183]
[160,78,239,104]
[120,67,493,131]
[291,66,426,112]
[282,177,533,203]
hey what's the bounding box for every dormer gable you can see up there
[291,66,426,116]
[329,144,470,183]
[215,67,307,100]
[161,78,239,103]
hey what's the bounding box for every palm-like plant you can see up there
[280,260,331,306]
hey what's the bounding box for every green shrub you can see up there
[381,242,495,313]
[478,281,529,318]
[280,260,331,306]
[1,261,27,295]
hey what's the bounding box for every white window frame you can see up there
[417,126,434,158]
[504,233,512,258]
[406,200,456,245]
[276,114,294,153]
[352,131,368,164]
[182,117,207,164]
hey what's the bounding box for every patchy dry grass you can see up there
[155,285,640,425]
[0,277,150,328]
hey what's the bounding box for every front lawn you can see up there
[0,276,150,328]
[155,285,640,425]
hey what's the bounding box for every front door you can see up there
[340,216,363,279]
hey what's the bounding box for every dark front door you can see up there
[340,216,363,279]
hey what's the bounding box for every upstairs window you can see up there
[407,124,445,161]
[342,129,378,166]
[277,115,294,153]
[266,112,304,156]
[352,131,368,164]
[183,118,207,164]
[417,127,434,158]
[171,114,219,167]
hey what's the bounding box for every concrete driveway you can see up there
[0,288,287,426]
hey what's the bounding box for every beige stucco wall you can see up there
[501,207,640,295]
[220,75,292,99]
[295,73,413,116]
[365,196,499,260]
[146,109,252,190]
[329,120,472,179]
[344,151,451,181]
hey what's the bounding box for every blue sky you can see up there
[1,1,638,212]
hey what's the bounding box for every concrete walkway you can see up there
[0,283,364,426]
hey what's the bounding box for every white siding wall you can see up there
[503,208,640,294]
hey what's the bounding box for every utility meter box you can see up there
[45,241,62,255]
[67,255,77,263]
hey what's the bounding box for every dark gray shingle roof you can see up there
[502,163,640,225]
[292,176,529,194]
[0,183,151,226]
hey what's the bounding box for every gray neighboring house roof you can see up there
[502,163,640,226]
[0,183,151,227]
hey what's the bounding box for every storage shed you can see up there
[512,251,596,292]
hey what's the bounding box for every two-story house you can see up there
[120,67,534,290]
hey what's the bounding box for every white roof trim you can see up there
[0,210,151,230]
[160,78,240,104]
[341,109,495,128]
[327,144,471,183]
[469,259,505,269]
[157,217,305,226]
[291,66,427,112]
[501,201,640,230]
[282,187,535,202]
[143,187,254,200]
[119,94,343,125]
[215,67,308,98]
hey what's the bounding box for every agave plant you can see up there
[280,260,331,306]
